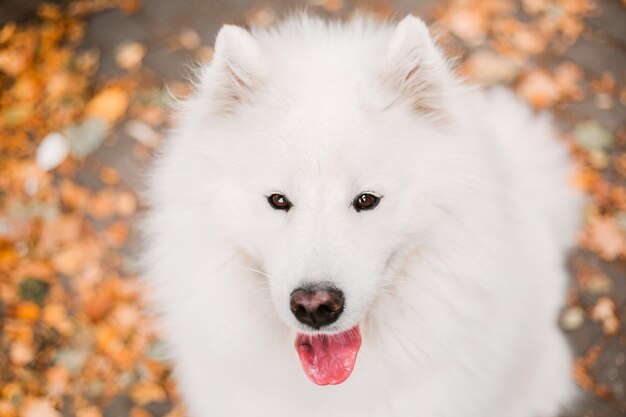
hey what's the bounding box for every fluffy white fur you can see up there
[143,14,582,417]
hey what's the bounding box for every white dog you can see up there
[143,14,582,417]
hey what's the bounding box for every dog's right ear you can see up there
[381,16,453,120]
[204,25,266,114]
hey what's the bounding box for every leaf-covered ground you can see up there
[0,1,624,416]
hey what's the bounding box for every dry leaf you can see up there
[248,8,276,27]
[84,284,115,322]
[87,189,116,219]
[36,132,69,171]
[10,341,34,366]
[85,87,129,126]
[130,381,167,406]
[115,191,137,217]
[15,301,41,321]
[124,120,161,148]
[321,0,343,12]
[100,166,121,185]
[115,41,146,70]
[76,406,103,417]
[516,69,560,109]
[66,117,108,157]
[582,217,626,261]
[178,29,200,50]
[43,303,74,336]
[573,120,613,152]
[591,297,620,336]
[462,50,522,83]
[195,46,213,62]
[441,7,487,45]
[22,399,61,417]
[46,365,70,397]
[104,221,129,247]
[560,306,585,331]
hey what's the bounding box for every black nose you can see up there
[290,285,344,329]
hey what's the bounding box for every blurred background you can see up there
[0,0,624,416]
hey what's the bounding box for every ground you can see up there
[0,1,625,416]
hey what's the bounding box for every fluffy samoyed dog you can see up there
[143,14,582,417]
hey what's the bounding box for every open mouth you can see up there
[294,325,362,385]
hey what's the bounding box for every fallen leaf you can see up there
[0,21,16,43]
[51,243,90,275]
[579,272,611,294]
[99,166,121,185]
[84,283,115,322]
[560,306,585,331]
[22,399,61,417]
[462,50,522,83]
[75,406,103,417]
[321,0,343,12]
[195,46,213,62]
[441,6,487,45]
[573,120,613,152]
[87,188,115,219]
[10,341,35,366]
[85,87,129,126]
[582,217,626,261]
[124,120,161,148]
[43,303,74,336]
[516,69,560,109]
[19,277,50,305]
[15,301,41,321]
[46,365,70,397]
[59,179,90,210]
[591,297,620,336]
[114,191,137,217]
[115,41,146,70]
[65,117,107,158]
[130,381,167,406]
[248,8,276,27]
[104,221,129,247]
[35,132,70,171]
[178,29,200,50]
[54,347,89,375]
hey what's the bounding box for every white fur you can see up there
[143,15,582,417]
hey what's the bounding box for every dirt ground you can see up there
[0,1,625,416]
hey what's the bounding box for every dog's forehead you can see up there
[277,116,377,168]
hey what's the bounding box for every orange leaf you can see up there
[582,217,626,261]
[22,399,61,417]
[85,86,129,126]
[130,381,167,406]
[15,301,40,321]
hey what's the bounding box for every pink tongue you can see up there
[295,326,362,385]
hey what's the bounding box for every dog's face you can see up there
[148,15,487,386]
[225,108,454,336]
[183,16,467,337]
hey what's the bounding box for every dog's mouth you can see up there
[294,325,361,385]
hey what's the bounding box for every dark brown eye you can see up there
[353,193,381,212]
[268,193,292,211]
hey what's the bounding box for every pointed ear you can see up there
[381,16,453,118]
[205,25,266,113]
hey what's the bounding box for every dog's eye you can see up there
[353,193,381,212]
[268,193,292,211]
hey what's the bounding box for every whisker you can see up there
[376,279,420,289]
[240,266,269,278]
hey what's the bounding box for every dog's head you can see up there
[157,15,482,385]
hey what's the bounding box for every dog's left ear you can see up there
[204,25,267,114]
[382,16,453,118]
